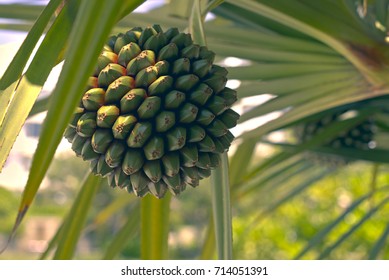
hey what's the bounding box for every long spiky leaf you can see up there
[103,202,140,260]
[54,173,101,259]
[368,222,389,259]
[295,192,375,259]
[318,196,389,259]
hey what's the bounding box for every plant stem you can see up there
[211,152,233,259]
[140,193,171,260]
[189,0,234,261]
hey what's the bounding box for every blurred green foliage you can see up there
[233,162,389,259]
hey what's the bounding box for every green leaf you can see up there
[237,112,376,198]
[28,96,50,118]
[141,194,171,260]
[205,25,338,55]
[229,138,257,186]
[250,110,371,174]
[43,188,135,260]
[224,0,389,86]
[92,195,135,228]
[239,86,386,140]
[0,0,60,92]
[119,0,146,17]
[235,166,331,248]
[236,71,359,98]
[311,147,389,164]
[238,78,357,123]
[199,217,216,259]
[54,173,101,259]
[243,151,303,181]
[295,192,374,259]
[40,223,62,260]
[227,63,352,80]
[117,6,187,32]
[168,0,193,18]
[374,0,389,28]
[203,0,225,15]
[0,0,66,172]
[368,222,389,259]
[235,156,307,198]
[189,0,207,46]
[103,202,140,260]
[0,3,78,253]
[209,42,347,64]
[259,169,331,219]
[0,4,44,22]
[318,196,389,259]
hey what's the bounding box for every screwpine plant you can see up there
[2,0,389,260]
